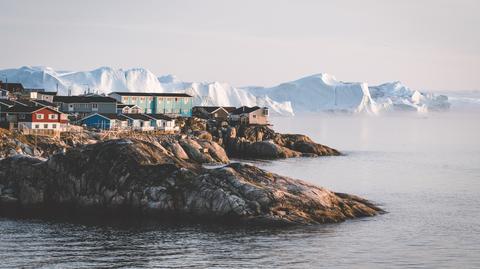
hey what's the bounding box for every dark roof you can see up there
[38,91,57,96]
[0,82,24,92]
[13,99,36,107]
[0,99,16,107]
[4,105,46,113]
[122,113,152,121]
[53,96,117,103]
[194,106,237,114]
[31,99,58,107]
[110,92,192,97]
[230,106,261,115]
[146,114,174,121]
[117,104,139,108]
[83,113,129,121]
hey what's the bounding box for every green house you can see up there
[109,92,193,117]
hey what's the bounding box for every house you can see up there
[229,106,269,125]
[0,81,25,99]
[53,96,117,116]
[80,113,129,130]
[29,91,57,103]
[2,105,68,136]
[122,114,154,131]
[0,88,8,99]
[192,106,236,121]
[0,100,16,123]
[108,92,193,117]
[116,104,141,114]
[145,114,178,132]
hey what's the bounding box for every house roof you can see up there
[0,82,25,92]
[117,104,139,109]
[230,106,261,115]
[4,105,60,114]
[110,92,192,97]
[38,91,57,96]
[0,99,16,107]
[82,113,129,121]
[194,106,237,114]
[53,96,117,103]
[31,99,58,107]
[122,113,152,121]
[145,114,174,121]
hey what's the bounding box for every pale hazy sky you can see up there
[0,0,479,90]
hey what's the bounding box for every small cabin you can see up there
[192,106,236,121]
[145,114,177,132]
[122,114,154,131]
[80,113,129,130]
[229,106,269,125]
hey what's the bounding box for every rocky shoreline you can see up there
[0,123,383,225]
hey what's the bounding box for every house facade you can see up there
[3,105,68,136]
[81,113,129,130]
[53,96,117,116]
[229,106,269,125]
[117,104,141,114]
[29,91,57,103]
[109,92,193,117]
[145,114,177,132]
[192,106,236,121]
[0,82,25,100]
[122,114,154,131]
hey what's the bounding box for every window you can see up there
[122,97,128,102]
[175,98,178,102]
[92,103,98,111]
[44,124,48,128]
[36,114,44,120]
[19,114,26,119]
[252,115,257,118]
[148,97,153,101]
[132,97,137,101]
[140,97,145,102]
[34,124,39,129]
[184,97,189,104]
[48,114,58,120]
[52,124,57,129]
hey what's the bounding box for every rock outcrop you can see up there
[0,139,382,225]
[218,125,340,159]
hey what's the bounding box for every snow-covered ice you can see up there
[1,66,453,115]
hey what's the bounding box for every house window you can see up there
[140,97,145,102]
[52,124,57,129]
[184,98,189,104]
[44,124,48,128]
[175,98,178,102]
[48,114,58,120]
[122,97,128,102]
[148,97,153,101]
[36,114,44,120]
[92,103,98,111]
[34,124,39,129]
[252,115,257,118]
[132,97,137,101]
[19,114,26,119]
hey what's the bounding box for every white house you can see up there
[145,114,178,132]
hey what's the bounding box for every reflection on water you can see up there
[1,112,480,268]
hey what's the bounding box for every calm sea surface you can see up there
[1,112,480,268]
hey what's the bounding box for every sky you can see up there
[0,0,479,90]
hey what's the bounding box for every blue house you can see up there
[80,113,128,130]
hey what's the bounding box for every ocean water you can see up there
[1,112,480,268]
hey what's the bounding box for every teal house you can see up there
[109,92,193,117]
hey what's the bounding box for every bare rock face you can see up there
[221,125,340,159]
[0,139,382,225]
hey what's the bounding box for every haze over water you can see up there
[1,111,479,268]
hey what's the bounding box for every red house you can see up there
[3,105,69,136]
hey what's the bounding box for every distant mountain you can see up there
[0,66,450,115]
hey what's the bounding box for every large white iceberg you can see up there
[0,66,450,115]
